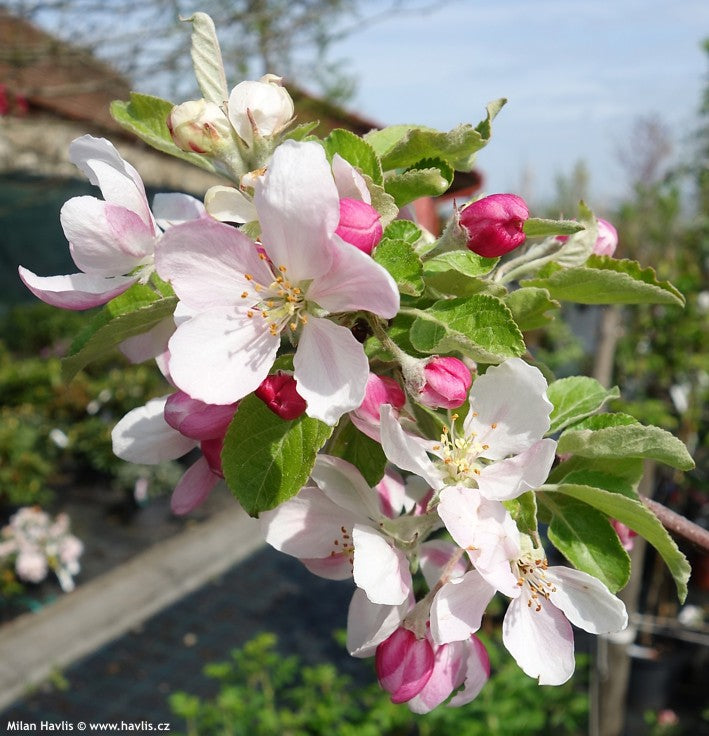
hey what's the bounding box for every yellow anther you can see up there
[258,252,267,260]
[278,265,287,272]
[240,291,249,298]
[290,322,298,331]
[247,310,254,318]
[244,274,253,281]
[491,422,498,429]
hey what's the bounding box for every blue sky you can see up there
[329,0,708,209]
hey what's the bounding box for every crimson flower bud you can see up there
[255,372,307,420]
[593,218,618,257]
[460,193,529,257]
[335,198,383,255]
[418,357,472,409]
[375,627,435,704]
[166,100,232,155]
[200,436,225,477]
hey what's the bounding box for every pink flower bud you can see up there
[354,374,406,425]
[593,218,618,257]
[335,198,383,254]
[460,193,529,257]
[255,372,307,420]
[418,357,472,409]
[167,100,232,155]
[164,391,238,441]
[200,437,225,477]
[376,627,435,704]
[611,519,637,552]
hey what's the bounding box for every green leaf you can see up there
[423,250,498,278]
[539,483,690,601]
[408,295,525,363]
[62,292,177,380]
[373,239,424,296]
[285,121,319,141]
[221,395,333,516]
[382,220,423,246]
[327,420,387,487]
[547,376,620,434]
[522,257,685,306]
[557,423,695,470]
[365,100,506,172]
[185,12,229,105]
[503,491,538,538]
[362,174,399,227]
[322,129,383,185]
[384,157,453,207]
[549,456,644,497]
[540,494,630,592]
[423,251,501,298]
[504,287,559,331]
[570,413,639,430]
[111,93,217,173]
[523,218,585,238]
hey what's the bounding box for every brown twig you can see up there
[640,495,709,552]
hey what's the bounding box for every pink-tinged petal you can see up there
[69,135,154,229]
[464,358,552,459]
[546,566,628,634]
[260,486,359,560]
[301,555,355,581]
[293,317,369,425]
[254,140,337,282]
[380,405,443,490]
[352,525,412,605]
[112,396,196,463]
[156,218,272,310]
[119,317,175,363]
[375,468,407,518]
[477,439,557,501]
[376,628,435,704]
[306,235,399,319]
[61,197,153,276]
[152,192,206,229]
[502,595,575,685]
[331,153,371,202]
[168,306,279,405]
[419,540,468,589]
[449,636,490,707]
[164,390,238,441]
[18,267,137,310]
[431,571,496,644]
[171,456,220,515]
[311,455,381,520]
[204,185,257,224]
[408,640,467,714]
[346,588,409,658]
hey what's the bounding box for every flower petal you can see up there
[546,566,628,634]
[171,456,220,515]
[112,396,196,463]
[419,540,468,589]
[156,218,272,310]
[306,235,399,319]
[204,185,257,224]
[353,525,412,605]
[431,571,495,644]
[476,439,557,501]
[346,588,409,658]
[294,317,369,425]
[119,317,175,363]
[464,358,552,459]
[311,454,381,521]
[448,636,491,707]
[152,192,206,229]
[407,640,468,714]
[254,140,337,282]
[331,153,371,202]
[168,306,280,405]
[502,595,575,685]
[18,267,136,310]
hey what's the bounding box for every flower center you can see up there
[432,413,492,485]
[240,262,308,337]
[512,556,557,612]
[329,525,354,569]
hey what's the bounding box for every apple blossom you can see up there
[335,197,383,254]
[594,218,618,256]
[350,373,406,442]
[156,140,399,425]
[460,193,529,257]
[228,74,294,148]
[417,356,473,410]
[375,627,435,704]
[167,99,233,155]
[255,372,307,420]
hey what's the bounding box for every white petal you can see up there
[380,405,443,490]
[118,317,175,363]
[431,571,495,644]
[547,566,628,634]
[156,218,272,310]
[306,235,400,319]
[346,588,408,658]
[168,307,279,405]
[204,185,257,223]
[111,396,196,464]
[294,317,369,425]
[254,141,337,282]
[352,525,412,605]
[228,79,294,146]
[448,636,490,707]
[464,358,552,459]
[152,192,206,229]
[331,153,371,202]
[419,540,468,589]
[301,556,355,580]
[502,596,575,685]
[311,454,381,520]
[18,267,136,310]
[476,439,557,501]
[171,457,220,515]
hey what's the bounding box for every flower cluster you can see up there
[0,507,84,592]
[16,11,693,716]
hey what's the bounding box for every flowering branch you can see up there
[641,496,709,552]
